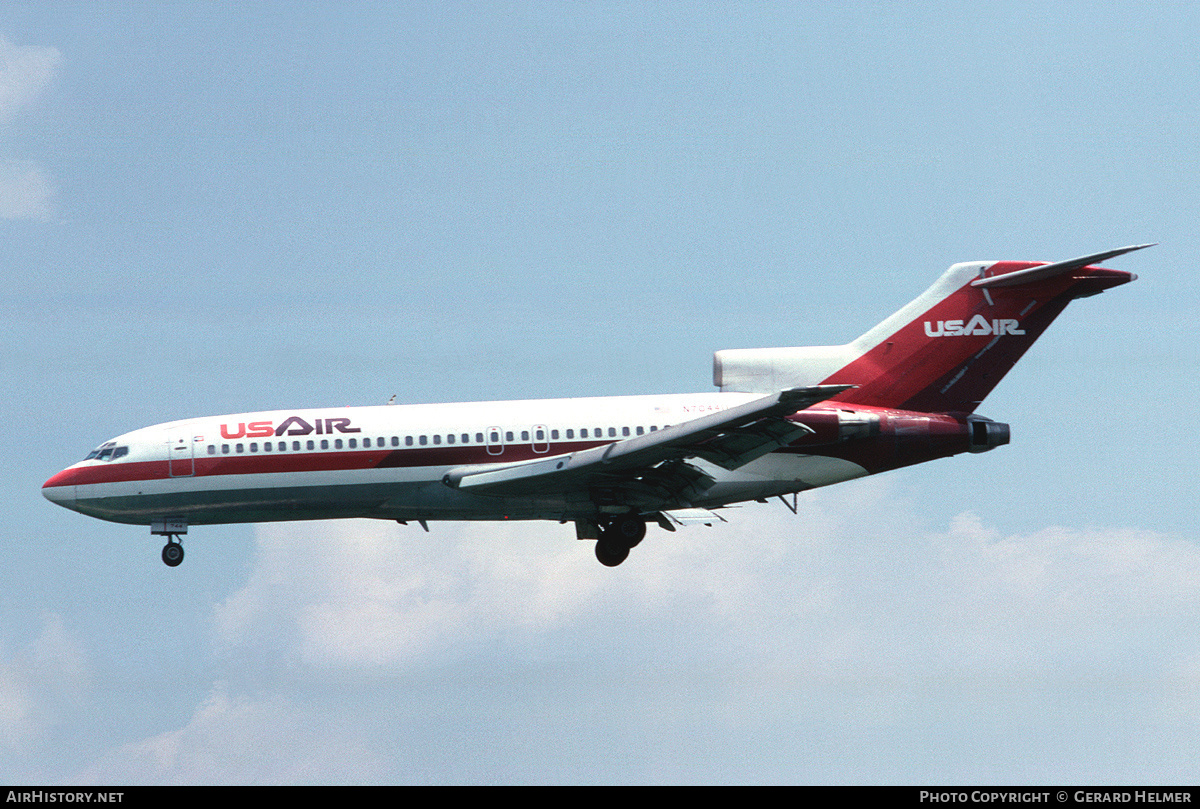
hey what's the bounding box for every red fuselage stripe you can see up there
[43,441,611,489]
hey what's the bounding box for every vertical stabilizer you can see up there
[714,246,1147,413]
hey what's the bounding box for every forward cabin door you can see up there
[167,428,196,477]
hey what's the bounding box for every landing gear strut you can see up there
[594,515,646,567]
[152,519,188,568]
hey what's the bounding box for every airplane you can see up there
[42,244,1148,568]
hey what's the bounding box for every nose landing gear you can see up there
[152,519,188,567]
[161,537,184,567]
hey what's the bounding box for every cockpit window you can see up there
[85,442,114,460]
[84,442,129,462]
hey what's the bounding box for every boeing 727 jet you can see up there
[43,245,1148,567]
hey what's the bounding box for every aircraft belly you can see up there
[70,466,523,525]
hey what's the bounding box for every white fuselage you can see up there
[43,391,872,527]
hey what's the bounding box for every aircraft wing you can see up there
[442,384,852,503]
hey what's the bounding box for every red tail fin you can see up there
[824,249,1143,412]
[713,246,1147,413]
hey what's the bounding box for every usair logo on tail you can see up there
[924,315,1025,338]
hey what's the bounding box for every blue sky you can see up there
[2,2,1197,784]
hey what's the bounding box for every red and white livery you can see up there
[43,246,1147,567]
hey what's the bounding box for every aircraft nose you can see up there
[42,469,77,510]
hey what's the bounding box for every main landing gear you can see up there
[594,514,647,568]
[151,519,188,567]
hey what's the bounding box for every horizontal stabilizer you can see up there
[971,243,1154,288]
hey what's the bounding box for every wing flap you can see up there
[690,416,813,470]
[657,508,728,529]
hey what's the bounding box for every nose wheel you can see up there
[152,520,188,567]
[161,536,184,567]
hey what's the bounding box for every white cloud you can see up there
[0,36,58,122]
[84,479,1200,781]
[214,517,613,669]
[0,35,59,220]
[73,682,384,785]
[211,483,1200,683]
[0,613,88,753]
[0,157,54,220]
[900,512,1200,673]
